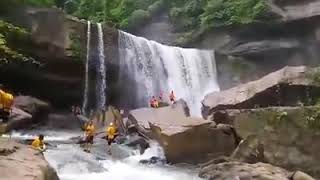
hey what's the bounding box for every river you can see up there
[2,130,202,180]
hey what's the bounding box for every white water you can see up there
[82,21,91,115]
[3,131,201,180]
[118,31,220,116]
[96,23,107,111]
[45,142,201,180]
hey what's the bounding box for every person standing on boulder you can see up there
[169,90,176,104]
[84,120,95,153]
[31,134,46,153]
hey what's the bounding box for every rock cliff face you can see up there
[0,138,59,180]
[0,8,86,108]
[195,0,320,89]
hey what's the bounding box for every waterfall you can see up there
[96,23,107,111]
[82,21,91,115]
[118,31,220,116]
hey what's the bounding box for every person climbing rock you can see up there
[0,86,14,123]
[31,134,46,153]
[84,120,95,153]
[169,90,176,104]
[106,122,118,154]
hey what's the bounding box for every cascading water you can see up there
[96,23,107,111]
[2,131,201,180]
[82,21,91,115]
[118,31,220,116]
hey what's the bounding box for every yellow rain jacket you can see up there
[106,125,117,139]
[85,124,95,136]
[0,90,13,112]
[31,138,45,150]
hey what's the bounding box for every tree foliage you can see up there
[0,20,38,65]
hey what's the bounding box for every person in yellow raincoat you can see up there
[106,122,118,154]
[84,120,95,152]
[31,134,46,152]
[0,88,14,123]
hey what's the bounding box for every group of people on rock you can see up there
[149,90,176,108]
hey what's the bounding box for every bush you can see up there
[148,0,165,16]
[127,9,151,30]
[200,0,267,27]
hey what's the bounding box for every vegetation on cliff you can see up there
[0,20,38,65]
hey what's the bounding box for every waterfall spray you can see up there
[97,23,106,111]
[82,21,91,115]
[118,31,219,116]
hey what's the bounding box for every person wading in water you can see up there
[106,122,118,154]
[84,120,95,153]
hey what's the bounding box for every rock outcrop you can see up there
[189,0,320,89]
[199,161,315,180]
[216,106,320,179]
[14,96,51,123]
[4,107,32,132]
[202,66,320,119]
[0,138,59,180]
[128,100,236,163]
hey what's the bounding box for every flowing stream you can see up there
[118,31,220,116]
[2,131,202,180]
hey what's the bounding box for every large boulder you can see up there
[0,138,59,180]
[128,100,236,163]
[13,96,51,123]
[222,106,320,179]
[202,66,320,119]
[4,107,32,132]
[199,161,315,180]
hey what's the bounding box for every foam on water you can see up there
[43,139,201,180]
[1,130,80,141]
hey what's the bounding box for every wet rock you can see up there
[13,96,51,123]
[139,156,166,165]
[124,134,150,154]
[202,66,320,119]
[0,138,59,180]
[128,100,236,163]
[199,161,292,180]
